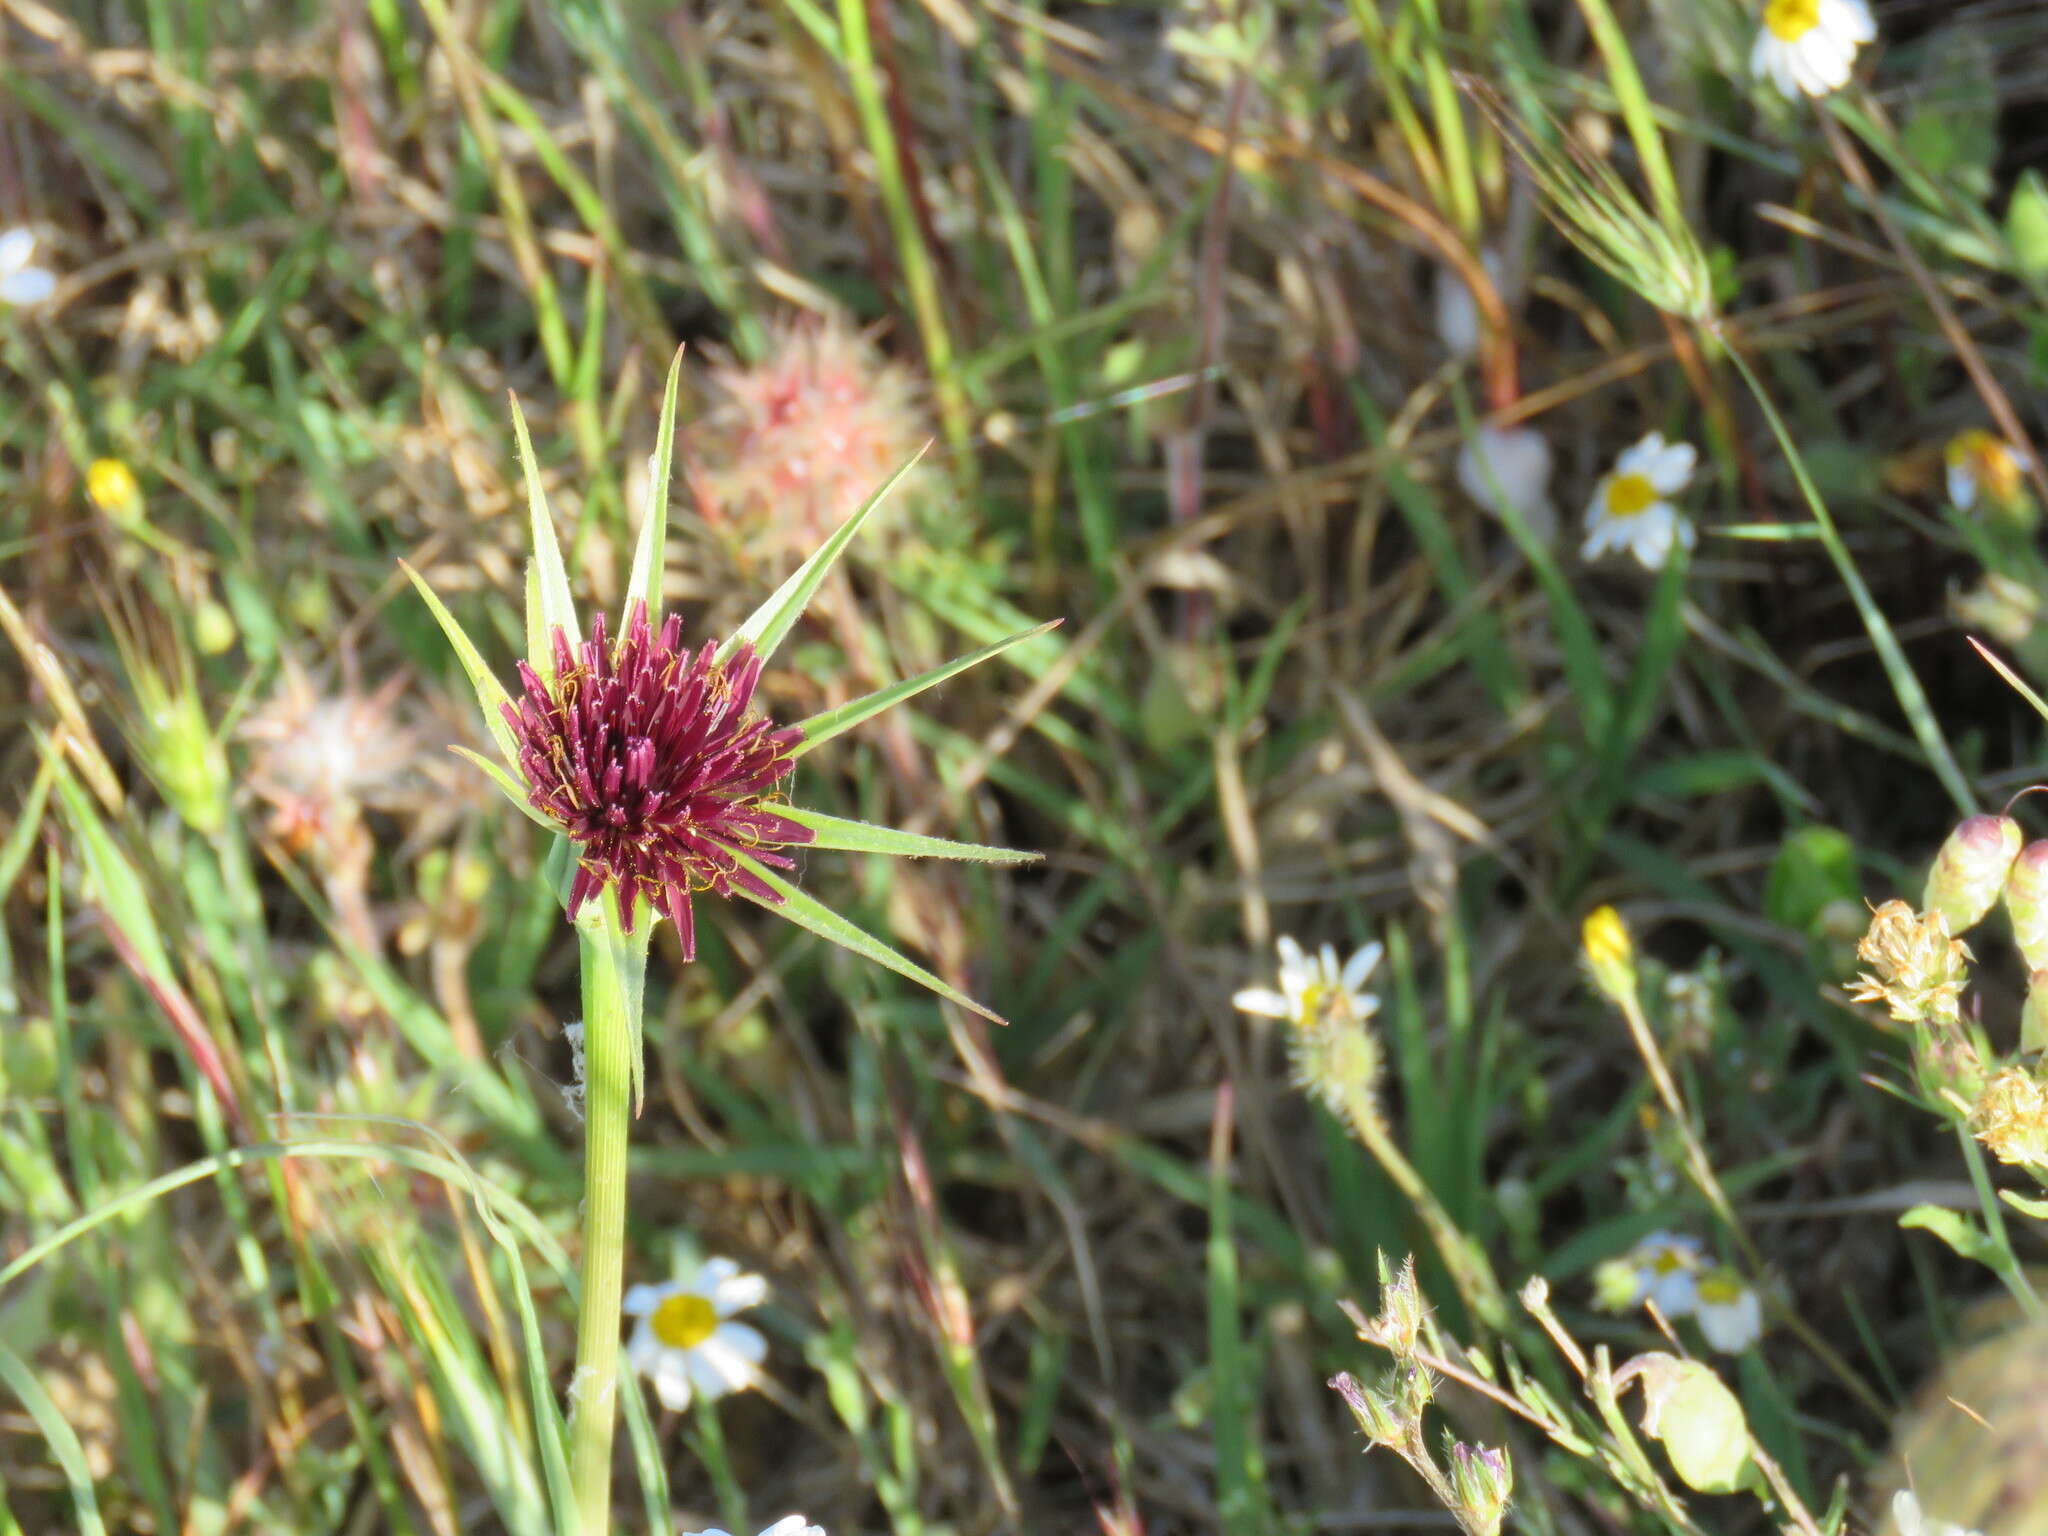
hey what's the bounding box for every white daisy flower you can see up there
[1582,431,1698,569]
[682,1520,825,1536]
[1624,1230,1706,1317]
[1750,0,1876,100]
[1945,429,2031,513]
[624,1256,770,1412]
[1232,934,1383,1030]
[1692,1267,1764,1353]
[1890,1490,1984,1536]
[1457,423,1557,541]
[0,228,55,307]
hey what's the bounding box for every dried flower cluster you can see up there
[1849,900,1970,1027]
[506,602,811,956]
[1970,1066,2048,1170]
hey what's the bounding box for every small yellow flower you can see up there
[1970,1066,2048,1169]
[1848,901,1970,1026]
[86,458,143,523]
[1582,905,1637,1003]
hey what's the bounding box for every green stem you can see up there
[1339,1082,1510,1334]
[1956,1122,2044,1321]
[1719,336,1974,815]
[569,923,636,1536]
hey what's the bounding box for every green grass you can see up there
[5,2,2048,1534]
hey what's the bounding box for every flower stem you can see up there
[570,923,635,1536]
[1338,1081,1510,1334]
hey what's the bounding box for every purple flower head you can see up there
[502,600,813,958]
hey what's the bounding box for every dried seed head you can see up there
[1923,814,2022,935]
[1971,1065,2048,1169]
[2006,841,2048,972]
[1849,900,1970,1026]
[503,601,813,957]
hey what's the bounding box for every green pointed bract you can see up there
[509,393,578,681]
[790,620,1060,759]
[399,560,522,768]
[782,806,1037,864]
[450,746,560,834]
[717,445,929,669]
[624,349,685,632]
[731,849,1006,1026]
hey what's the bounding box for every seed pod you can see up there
[2006,841,2048,971]
[1924,814,2023,935]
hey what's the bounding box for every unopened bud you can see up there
[1448,1442,1514,1536]
[1924,815,2022,935]
[1368,1252,1425,1357]
[2006,842,2048,971]
[193,599,237,656]
[2025,970,2048,1056]
[1582,905,1637,1004]
[1329,1371,1404,1447]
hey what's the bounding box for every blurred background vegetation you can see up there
[6,1,2048,1532]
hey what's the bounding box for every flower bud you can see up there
[87,457,144,524]
[2006,841,2048,972]
[1924,815,2023,935]
[1329,1371,1404,1448]
[1448,1442,1513,1536]
[2025,970,2048,1057]
[1582,905,1637,1004]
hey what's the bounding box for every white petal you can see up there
[710,1268,769,1316]
[1674,515,1698,551]
[651,1355,696,1411]
[1645,1268,1700,1317]
[0,228,33,275]
[625,1322,665,1376]
[0,267,54,306]
[683,1324,767,1399]
[1275,935,1305,973]
[1695,1291,1762,1352]
[1828,0,1875,43]
[679,1529,735,1536]
[1948,462,1978,508]
[1614,433,1664,477]
[1341,942,1383,992]
[691,1256,741,1294]
[1582,518,1618,561]
[1648,441,1697,494]
[622,1282,669,1316]
[1233,988,1292,1018]
[755,1519,826,1536]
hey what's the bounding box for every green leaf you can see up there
[2002,1190,2048,1220]
[731,850,1006,1025]
[624,349,685,630]
[1900,1203,2000,1266]
[509,393,578,676]
[0,1335,106,1536]
[399,560,522,767]
[789,620,1060,759]
[1763,825,1859,936]
[449,747,558,834]
[783,806,1039,864]
[45,739,173,984]
[719,447,927,667]
[2011,170,2048,279]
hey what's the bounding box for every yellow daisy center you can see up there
[1604,472,1659,519]
[1647,1247,1690,1276]
[1697,1272,1745,1306]
[649,1292,719,1349]
[1763,0,1820,40]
